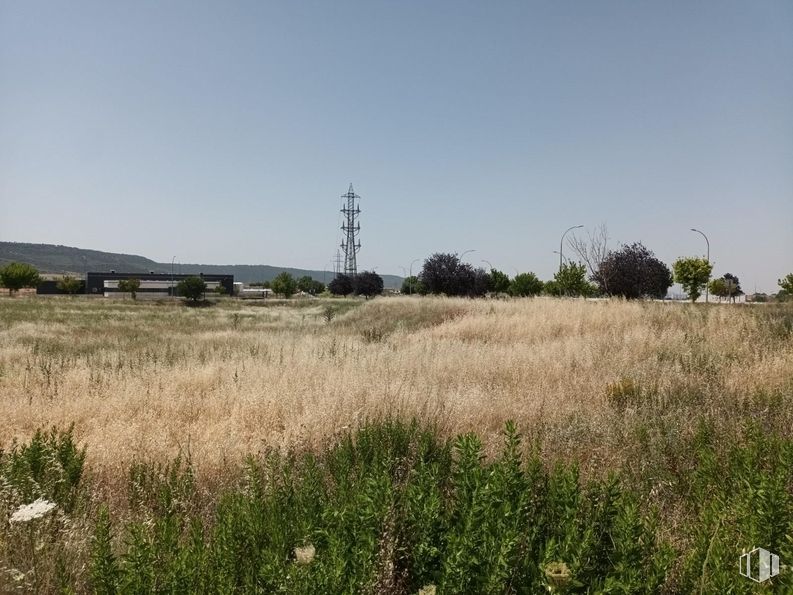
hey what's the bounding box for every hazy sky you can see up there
[2,1,791,291]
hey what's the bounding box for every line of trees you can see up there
[402,246,780,303]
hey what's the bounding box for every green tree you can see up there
[488,269,511,294]
[354,271,384,298]
[117,278,141,300]
[328,274,353,296]
[0,262,41,295]
[57,275,82,295]
[709,273,742,303]
[779,273,793,300]
[177,276,206,303]
[297,275,324,295]
[548,263,595,297]
[509,272,544,297]
[401,276,423,295]
[419,253,488,297]
[673,257,713,302]
[271,272,297,298]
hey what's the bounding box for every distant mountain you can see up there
[0,242,403,287]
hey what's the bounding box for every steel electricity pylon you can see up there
[340,183,361,276]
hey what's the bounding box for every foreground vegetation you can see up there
[2,417,792,592]
[1,296,792,591]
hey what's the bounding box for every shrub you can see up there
[56,275,82,295]
[509,272,543,297]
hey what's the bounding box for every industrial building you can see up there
[85,271,234,298]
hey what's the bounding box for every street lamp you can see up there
[691,228,711,303]
[481,259,494,270]
[559,225,583,271]
[553,250,569,265]
[460,249,476,261]
[409,258,421,278]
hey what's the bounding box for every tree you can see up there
[297,276,324,295]
[0,262,41,295]
[709,273,742,302]
[177,276,206,303]
[509,272,543,297]
[595,242,672,299]
[568,224,610,292]
[57,275,82,295]
[548,263,595,297]
[778,274,793,300]
[488,269,511,294]
[118,278,141,300]
[401,276,423,295]
[328,274,353,296]
[271,272,297,298]
[673,257,713,303]
[354,271,384,298]
[419,253,487,297]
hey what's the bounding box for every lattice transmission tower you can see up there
[340,183,361,276]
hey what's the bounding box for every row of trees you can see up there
[401,246,764,303]
[400,254,595,298]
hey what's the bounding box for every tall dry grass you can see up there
[1,296,791,481]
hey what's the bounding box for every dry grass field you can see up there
[1,296,792,592]
[1,296,791,475]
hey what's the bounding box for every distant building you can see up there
[85,271,234,297]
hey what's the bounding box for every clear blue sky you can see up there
[1,1,791,291]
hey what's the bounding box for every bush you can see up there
[547,263,596,297]
[509,272,543,297]
[488,269,511,294]
[0,425,86,514]
[56,275,82,295]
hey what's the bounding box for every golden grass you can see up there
[1,296,791,477]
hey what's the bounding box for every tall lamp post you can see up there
[481,259,494,270]
[691,228,710,303]
[409,258,421,278]
[559,225,583,272]
[460,249,476,261]
[408,258,421,295]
